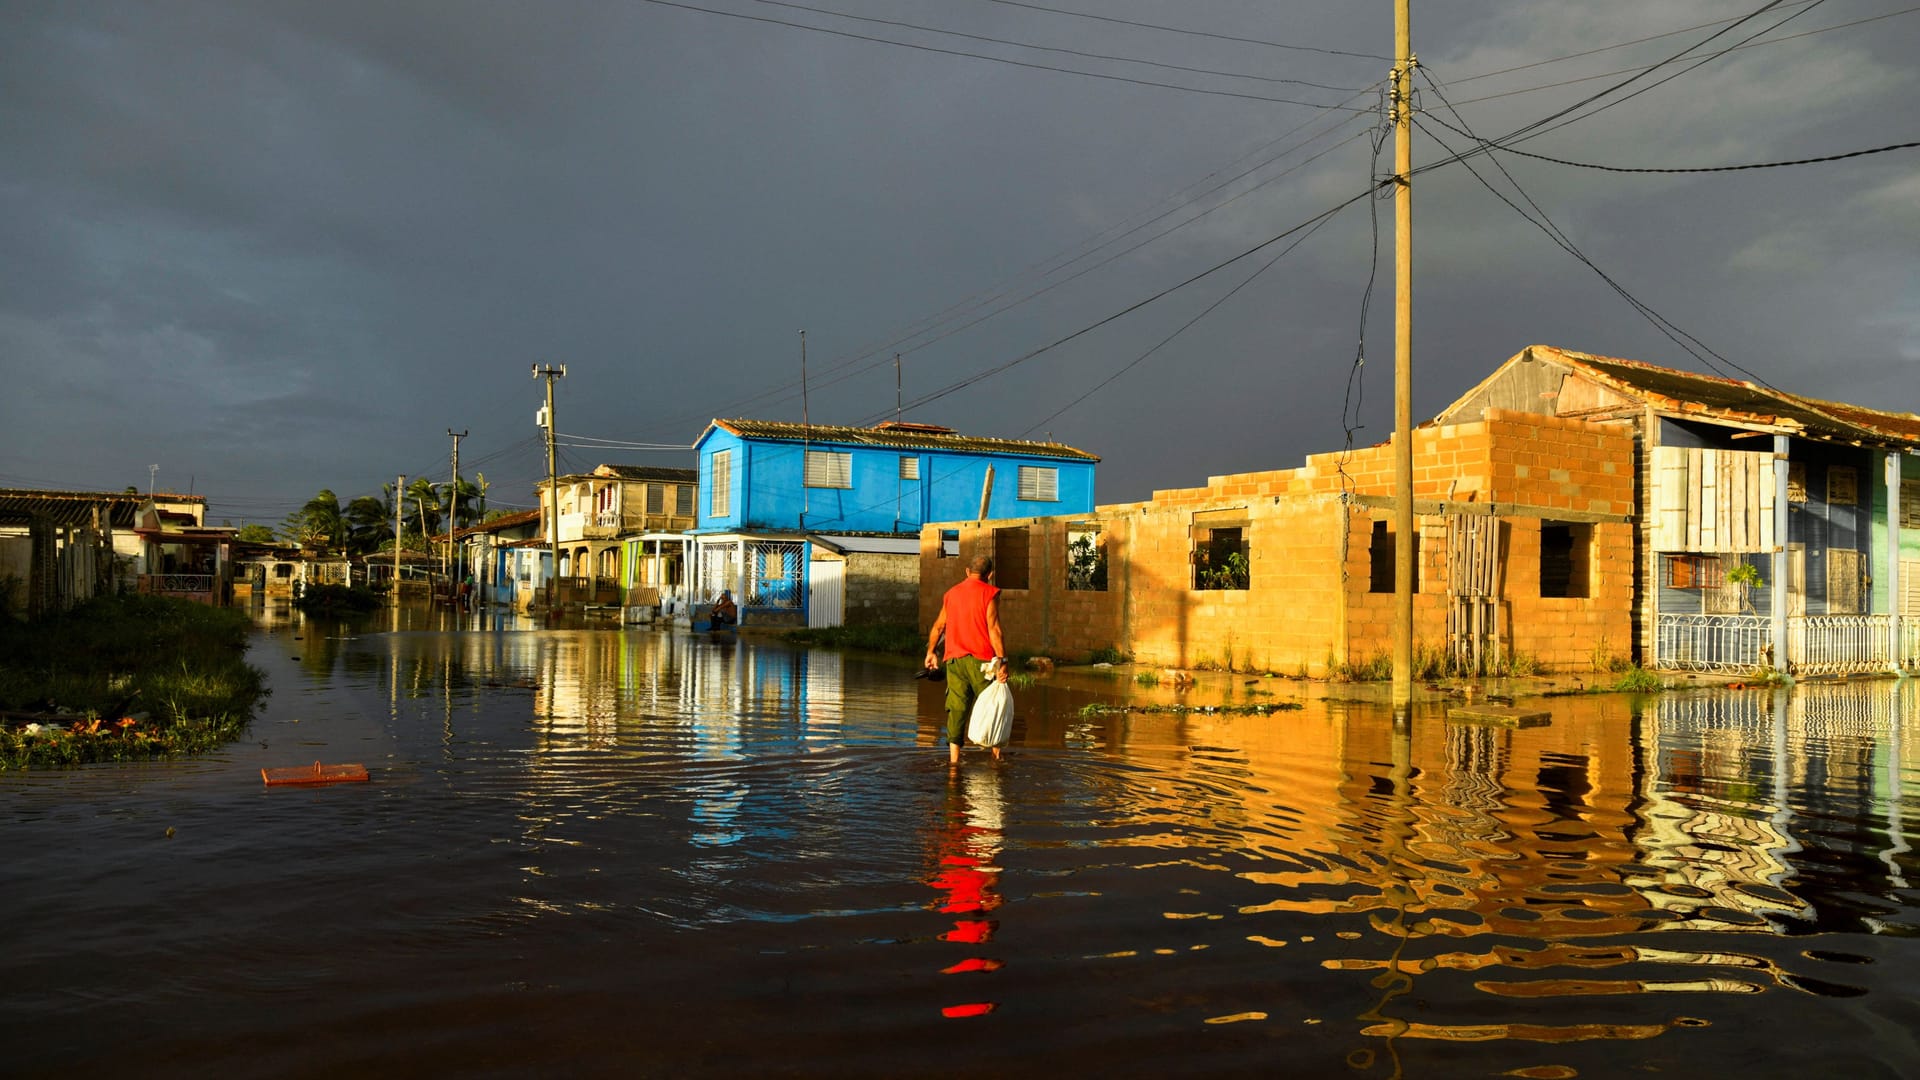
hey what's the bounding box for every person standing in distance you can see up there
[924,554,1009,766]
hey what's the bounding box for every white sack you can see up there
[966,670,1013,748]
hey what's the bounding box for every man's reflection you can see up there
[928,768,1006,1017]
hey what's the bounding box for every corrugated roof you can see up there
[590,464,698,482]
[1533,346,1920,450]
[0,489,199,529]
[710,418,1099,461]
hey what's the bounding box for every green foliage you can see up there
[0,595,265,770]
[1134,670,1161,687]
[1067,532,1108,591]
[1197,550,1250,591]
[1610,666,1664,693]
[293,584,383,614]
[1007,673,1037,690]
[1079,701,1302,717]
[236,524,278,544]
[781,624,923,656]
[1088,646,1130,665]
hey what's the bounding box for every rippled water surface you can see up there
[7,605,1920,1078]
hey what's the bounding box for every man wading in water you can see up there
[924,554,1009,766]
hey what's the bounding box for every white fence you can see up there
[1657,613,1920,676]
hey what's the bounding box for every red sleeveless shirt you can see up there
[941,577,1000,662]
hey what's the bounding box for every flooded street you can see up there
[6,606,1920,1078]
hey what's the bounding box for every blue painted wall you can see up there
[692,427,1096,534]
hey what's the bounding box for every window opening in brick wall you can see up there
[805,450,853,489]
[938,529,959,558]
[1066,523,1107,591]
[1017,465,1059,502]
[1192,513,1249,590]
[1368,520,1419,593]
[709,450,732,517]
[1538,522,1591,598]
[993,525,1030,590]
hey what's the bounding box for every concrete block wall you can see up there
[919,412,1639,675]
[843,551,920,627]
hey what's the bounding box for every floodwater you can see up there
[6,605,1920,1079]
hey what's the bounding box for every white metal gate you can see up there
[808,560,845,628]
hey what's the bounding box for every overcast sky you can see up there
[2,0,1915,526]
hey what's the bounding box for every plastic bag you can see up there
[966,667,1013,748]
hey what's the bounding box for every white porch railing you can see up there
[1657,613,1920,675]
[1655,614,1770,673]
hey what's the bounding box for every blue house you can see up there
[688,418,1099,626]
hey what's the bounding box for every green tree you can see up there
[344,495,392,556]
[286,489,346,552]
[236,524,277,544]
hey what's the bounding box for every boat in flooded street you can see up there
[4,602,1918,1078]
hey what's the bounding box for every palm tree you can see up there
[405,477,443,540]
[290,489,347,552]
[345,495,392,556]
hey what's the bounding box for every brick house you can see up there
[922,406,1633,676]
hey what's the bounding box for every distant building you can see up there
[691,419,1098,627]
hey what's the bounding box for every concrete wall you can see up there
[920,412,1636,675]
[844,551,919,627]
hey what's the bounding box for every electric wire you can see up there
[1445,0,1826,85]
[1482,138,1920,174]
[980,0,1390,60]
[1448,6,1917,105]
[1414,71,1775,389]
[751,0,1366,92]
[1336,90,1393,497]
[865,188,1376,421]
[1017,199,1344,438]
[635,0,1376,108]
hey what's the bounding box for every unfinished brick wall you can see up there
[920,412,1637,675]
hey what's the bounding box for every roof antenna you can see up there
[895,353,902,425]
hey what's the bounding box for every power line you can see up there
[750,0,1365,92]
[1447,5,1918,105]
[1483,138,1920,174]
[1414,72,1776,389]
[869,188,1376,420]
[635,0,1376,108]
[1445,0,1827,85]
[979,0,1390,61]
[1018,199,1345,436]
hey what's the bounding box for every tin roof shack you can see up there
[693,419,1098,628]
[923,408,1634,677]
[1436,345,1920,675]
[0,488,180,617]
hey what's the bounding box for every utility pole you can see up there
[533,365,566,612]
[393,474,405,606]
[800,329,809,529]
[447,428,468,585]
[1391,0,1417,716]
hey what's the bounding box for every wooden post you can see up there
[1391,0,1416,714]
[978,465,995,521]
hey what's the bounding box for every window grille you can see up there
[646,484,664,514]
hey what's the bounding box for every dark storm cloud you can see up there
[1,0,1915,521]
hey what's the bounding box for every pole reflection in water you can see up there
[929,767,1006,1018]
[7,610,1920,1078]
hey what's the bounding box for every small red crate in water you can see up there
[261,762,370,786]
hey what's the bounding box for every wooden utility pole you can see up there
[393,474,405,605]
[447,428,468,584]
[533,365,566,610]
[1391,0,1416,714]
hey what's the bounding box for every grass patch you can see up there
[0,594,266,771]
[1078,701,1303,717]
[1609,666,1664,693]
[1134,670,1161,688]
[1088,646,1130,665]
[781,624,923,656]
